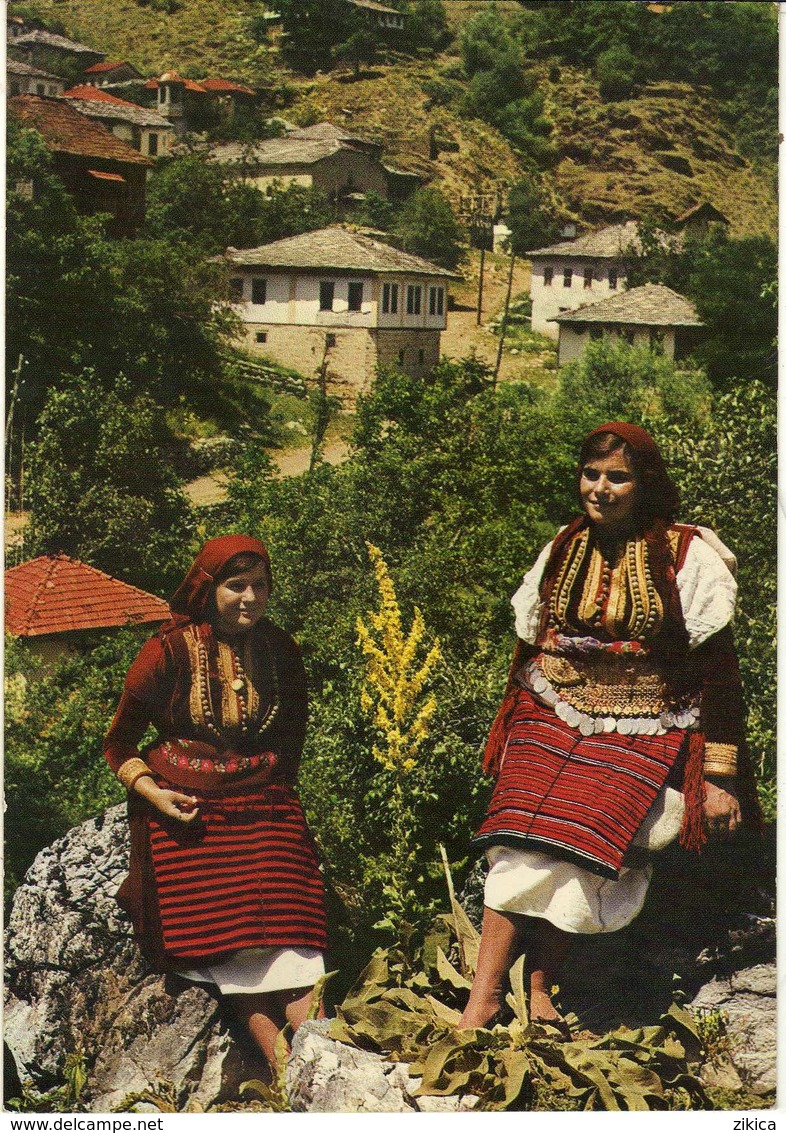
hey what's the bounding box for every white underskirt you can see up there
[178,946,325,994]
[484,846,652,934]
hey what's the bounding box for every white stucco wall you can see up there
[556,325,676,366]
[530,256,629,339]
[229,269,448,331]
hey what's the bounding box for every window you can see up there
[590,326,603,340]
[543,266,553,287]
[623,328,635,345]
[584,267,593,289]
[158,87,166,104]
[10,81,20,95]
[608,269,618,290]
[36,83,45,95]
[398,349,405,364]
[418,349,425,364]
[406,285,422,315]
[256,331,268,343]
[326,333,337,347]
[319,281,335,311]
[229,277,244,301]
[148,133,159,157]
[429,287,444,316]
[382,283,399,314]
[563,268,573,288]
[251,278,267,305]
[347,281,363,311]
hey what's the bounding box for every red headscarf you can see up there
[582,420,667,477]
[169,535,272,622]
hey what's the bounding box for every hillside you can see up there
[11,0,777,238]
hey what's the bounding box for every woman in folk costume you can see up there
[459,422,760,1033]
[104,535,327,1075]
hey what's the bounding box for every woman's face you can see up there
[580,449,640,534]
[214,562,269,637]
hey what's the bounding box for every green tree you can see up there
[25,373,195,593]
[459,4,515,76]
[505,177,558,254]
[403,0,451,55]
[4,629,145,905]
[279,0,353,71]
[395,188,465,270]
[596,42,637,101]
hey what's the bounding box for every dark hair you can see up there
[577,430,680,525]
[214,551,268,585]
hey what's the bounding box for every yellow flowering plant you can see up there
[356,543,443,931]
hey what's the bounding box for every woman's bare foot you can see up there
[529,987,562,1024]
[457,994,503,1030]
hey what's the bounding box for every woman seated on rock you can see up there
[460,422,760,1034]
[104,535,327,1078]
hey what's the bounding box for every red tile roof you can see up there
[146,72,207,93]
[62,84,138,107]
[83,60,133,74]
[200,77,255,95]
[5,554,170,637]
[9,94,152,165]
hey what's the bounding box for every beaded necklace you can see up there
[189,625,280,741]
[550,529,663,642]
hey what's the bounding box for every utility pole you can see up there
[493,250,516,389]
[476,245,485,326]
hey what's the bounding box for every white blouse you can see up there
[511,526,737,650]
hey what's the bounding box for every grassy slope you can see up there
[15,0,776,237]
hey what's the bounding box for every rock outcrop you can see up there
[4,809,775,1111]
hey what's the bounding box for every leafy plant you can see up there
[329,892,711,1111]
[7,1048,88,1113]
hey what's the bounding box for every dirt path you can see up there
[184,440,351,506]
[441,249,533,379]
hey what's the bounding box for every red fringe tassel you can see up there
[679,731,707,852]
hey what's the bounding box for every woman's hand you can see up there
[703,778,741,839]
[133,776,200,822]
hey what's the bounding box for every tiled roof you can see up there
[84,60,139,75]
[5,554,170,637]
[349,0,403,13]
[200,77,256,95]
[675,201,729,226]
[210,136,352,167]
[11,29,105,55]
[9,95,152,165]
[63,86,172,128]
[222,225,459,277]
[554,283,703,327]
[288,121,378,145]
[528,221,644,259]
[7,58,63,81]
[146,72,207,93]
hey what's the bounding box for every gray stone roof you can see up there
[210,136,349,167]
[554,283,702,327]
[287,121,378,147]
[222,226,458,278]
[7,58,63,81]
[63,98,171,129]
[528,221,643,259]
[11,30,105,55]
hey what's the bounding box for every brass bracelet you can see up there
[117,757,154,792]
[703,742,737,777]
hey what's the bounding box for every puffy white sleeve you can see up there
[678,532,738,649]
[511,539,555,643]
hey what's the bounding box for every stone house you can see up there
[7,58,66,98]
[144,72,258,136]
[82,60,143,87]
[9,95,152,236]
[219,226,457,396]
[346,0,405,32]
[9,29,105,78]
[527,221,647,340]
[674,201,730,240]
[553,283,703,366]
[211,126,419,204]
[62,85,174,159]
[5,554,170,665]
